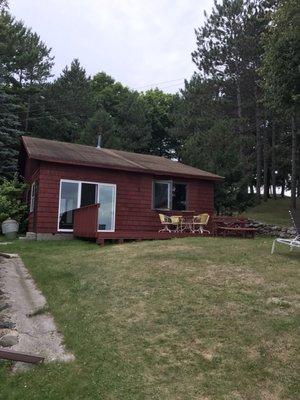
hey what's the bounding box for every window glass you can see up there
[30,182,36,212]
[98,185,116,231]
[153,182,170,209]
[81,183,97,207]
[59,181,79,229]
[172,183,187,210]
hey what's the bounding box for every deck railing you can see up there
[73,203,99,238]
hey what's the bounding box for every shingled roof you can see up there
[21,136,223,181]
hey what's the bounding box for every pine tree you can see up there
[0,89,22,179]
[261,0,300,208]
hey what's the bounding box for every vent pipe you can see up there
[96,134,102,149]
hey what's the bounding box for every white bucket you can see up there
[1,218,19,240]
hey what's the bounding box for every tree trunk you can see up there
[255,86,261,197]
[236,73,243,155]
[271,122,277,199]
[291,114,297,209]
[281,181,285,197]
[263,127,269,201]
[235,75,248,196]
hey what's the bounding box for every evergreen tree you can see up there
[141,89,179,157]
[83,73,151,152]
[79,108,119,148]
[0,89,21,179]
[191,0,276,198]
[30,59,94,142]
[261,0,299,207]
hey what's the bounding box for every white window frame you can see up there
[152,180,172,210]
[29,181,36,213]
[97,183,116,233]
[57,179,116,233]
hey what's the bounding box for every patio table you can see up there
[179,216,195,233]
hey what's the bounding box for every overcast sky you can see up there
[9,0,214,93]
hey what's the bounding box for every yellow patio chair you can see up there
[159,214,178,233]
[170,215,183,232]
[192,213,210,234]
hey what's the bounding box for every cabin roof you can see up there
[21,136,223,181]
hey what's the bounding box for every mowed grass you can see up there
[0,237,299,399]
[243,198,293,226]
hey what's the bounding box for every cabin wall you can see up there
[33,161,214,234]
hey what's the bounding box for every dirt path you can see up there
[0,254,74,371]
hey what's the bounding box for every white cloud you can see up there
[9,0,214,92]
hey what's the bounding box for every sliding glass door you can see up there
[58,180,116,232]
[98,184,116,231]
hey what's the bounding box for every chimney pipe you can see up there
[96,134,102,149]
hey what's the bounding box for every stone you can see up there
[0,321,15,329]
[0,333,19,347]
[0,303,9,312]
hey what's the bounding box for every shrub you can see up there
[0,177,28,231]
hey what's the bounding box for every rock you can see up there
[0,333,19,347]
[0,303,9,312]
[247,219,295,238]
[0,321,15,329]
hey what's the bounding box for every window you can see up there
[58,180,116,232]
[30,182,37,213]
[153,181,171,209]
[172,183,187,211]
[153,180,187,211]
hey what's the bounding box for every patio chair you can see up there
[271,209,300,254]
[192,213,210,234]
[170,215,182,232]
[158,214,178,233]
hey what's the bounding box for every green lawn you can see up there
[0,237,299,399]
[243,198,293,226]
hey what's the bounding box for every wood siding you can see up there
[27,161,215,234]
[73,204,99,238]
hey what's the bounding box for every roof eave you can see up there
[29,155,224,181]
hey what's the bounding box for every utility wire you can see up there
[133,77,185,90]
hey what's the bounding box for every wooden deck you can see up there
[95,231,210,245]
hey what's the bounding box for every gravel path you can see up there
[0,254,74,372]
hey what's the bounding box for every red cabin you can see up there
[19,136,222,243]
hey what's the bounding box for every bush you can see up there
[0,177,28,232]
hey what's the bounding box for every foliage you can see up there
[0,89,22,178]
[0,177,28,226]
[261,0,300,207]
[261,0,300,113]
[81,73,152,152]
[141,89,179,157]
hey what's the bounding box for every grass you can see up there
[0,237,299,399]
[243,198,293,226]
